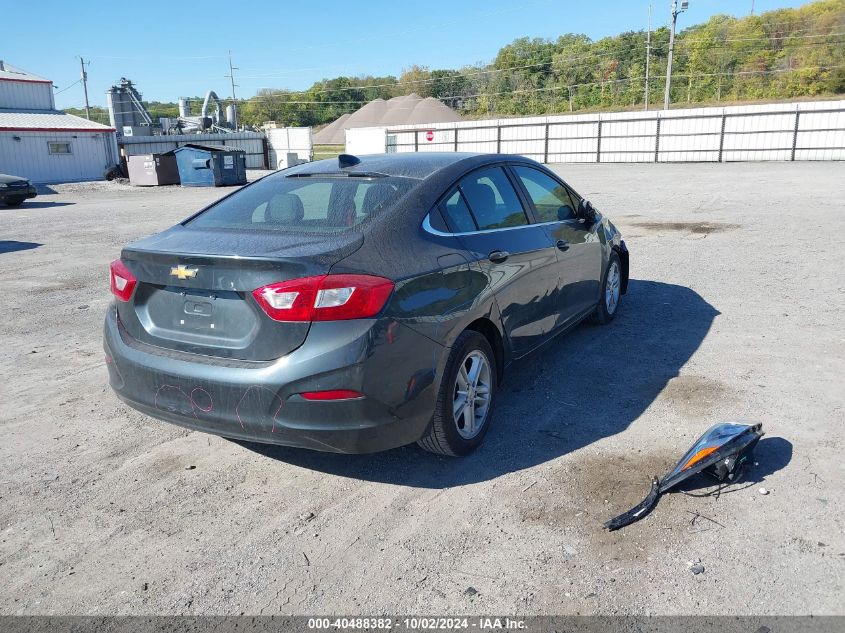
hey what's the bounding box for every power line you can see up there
[551,64,845,94]
[240,44,845,107]
[679,30,845,45]
[241,50,622,94]
[86,54,227,60]
[54,79,82,95]
[243,50,658,106]
[89,11,838,118]
[403,64,845,102]
[240,30,845,101]
[239,45,840,108]
[675,14,834,31]
[231,63,845,111]
[676,38,845,51]
[735,17,841,29]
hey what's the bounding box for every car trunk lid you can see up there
[116,226,363,361]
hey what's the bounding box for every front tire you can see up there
[418,330,497,456]
[590,252,622,324]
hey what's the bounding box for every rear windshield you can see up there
[186,174,414,233]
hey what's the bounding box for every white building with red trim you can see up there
[0,61,118,183]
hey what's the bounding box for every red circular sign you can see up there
[425,130,434,142]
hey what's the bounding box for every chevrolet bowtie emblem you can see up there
[170,265,199,280]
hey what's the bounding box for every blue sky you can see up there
[4,0,811,109]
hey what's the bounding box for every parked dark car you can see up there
[0,173,37,207]
[104,153,628,456]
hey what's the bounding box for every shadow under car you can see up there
[233,279,767,488]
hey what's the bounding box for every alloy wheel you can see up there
[452,350,492,439]
[606,261,620,315]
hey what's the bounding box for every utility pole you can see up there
[225,50,239,129]
[663,0,689,110]
[79,57,90,120]
[645,4,652,110]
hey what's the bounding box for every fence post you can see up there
[791,111,800,161]
[718,113,727,163]
[596,119,602,163]
[414,131,419,153]
[496,125,502,154]
[453,128,458,153]
[654,116,660,163]
[543,123,550,164]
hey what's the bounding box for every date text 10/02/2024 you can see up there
[307,618,527,630]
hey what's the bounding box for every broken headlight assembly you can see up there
[604,422,764,531]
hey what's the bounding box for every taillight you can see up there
[253,274,393,322]
[110,259,137,302]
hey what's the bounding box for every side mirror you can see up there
[578,199,597,222]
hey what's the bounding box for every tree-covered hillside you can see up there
[67,0,845,129]
[240,0,844,127]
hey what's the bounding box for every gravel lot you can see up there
[0,163,842,616]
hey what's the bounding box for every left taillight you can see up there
[110,259,137,302]
[252,274,394,322]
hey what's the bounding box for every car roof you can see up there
[282,152,533,181]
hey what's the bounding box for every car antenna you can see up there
[338,154,361,168]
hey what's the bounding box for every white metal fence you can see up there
[356,100,845,163]
[119,132,268,168]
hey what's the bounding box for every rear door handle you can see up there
[556,240,570,252]
[488,250,510,263]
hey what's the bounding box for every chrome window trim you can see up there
[422,214,564,237]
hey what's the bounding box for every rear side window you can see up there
[187,175,413,233]
[512,166,579,222]
[459,167,528,230]
[442,190,477,233]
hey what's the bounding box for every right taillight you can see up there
[110,259,137,302]
[253,274,394,322]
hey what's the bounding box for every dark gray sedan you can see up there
[0,173,37,207]
[104,153,628,455]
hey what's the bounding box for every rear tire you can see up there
[418,330,497,456]
[590,251,622,325]
[104,165,123,181]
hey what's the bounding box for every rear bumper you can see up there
[104,306,446,453]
